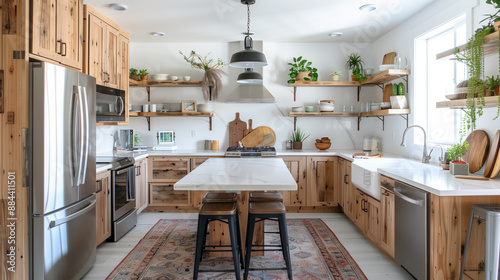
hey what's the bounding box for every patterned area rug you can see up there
[107,219,367,280]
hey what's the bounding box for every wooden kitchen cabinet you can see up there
[147,157,191,208]
[96,170,111,246]
[31,0,83,70]
[355,189,381,245]
[307,156,337,207]
[135,158,148,213]
[280,156,307,208]
[190,157,223,209]
[380,185,395,258]
[339,158,356,220]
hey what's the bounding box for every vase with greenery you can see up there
[139,69,148,81]
[180,50,226,101]
[290,127,310,150]
[446,139,470,175]
[130,68,140,81]
[330,70,341,81]
[287,56,318,84]
[345,53,366,82]
[455,26,494,136]
[134,132,141,147]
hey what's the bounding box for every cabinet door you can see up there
[149,183,190,206]
[280,156,306,207]
[366,195,381,245]
[56,0,82,69]
[135,158,148,213]
[307,157,337,207]
[344,161,357,221]
[380,187,395,257]
[104,26,120,88]
[87,13,105,85]
[354,189,367,230]
[31,0,57,60]
[96,171,111,246]
[118,33,129,90]
[148,157,190,182]
[190,157,210,209]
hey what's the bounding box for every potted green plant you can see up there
[290,128,310,150]
[390,82,408,109]
[446,139,469,175]
[130,68,140,81]
[480,0,500,30]
[455,26,494,136]
[139,69,149,81]
[330,70,341,81]
[180,50,226,101]
[287,56,318,84]
[345,53,366,82]
[485,75,500,96]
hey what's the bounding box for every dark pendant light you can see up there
[230,0,268,69]
[237,68,263,84]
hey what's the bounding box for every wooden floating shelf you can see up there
[290,109,410,131]
[289,69,410,101]
[436,96,500,109]
[129,111,213,131]
[129,80,203,87]
[436,31,499,60]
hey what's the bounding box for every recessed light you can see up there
[150,32,165,37]
[109,3,128,11]
[329,32,343,37]
[359,4,376,12]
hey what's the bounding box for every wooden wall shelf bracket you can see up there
[146,86,151,102]
[209,116,213,131]
[146,116,151,131]
[293,87,297,102]
[293,116,297,130]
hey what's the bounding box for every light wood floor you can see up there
[82,212,413,280]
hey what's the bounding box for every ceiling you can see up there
[83,0,435,43]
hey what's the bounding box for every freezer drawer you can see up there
[31,194,96,280]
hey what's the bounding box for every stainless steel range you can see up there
[96,156,137,242]
[224,146,277,157]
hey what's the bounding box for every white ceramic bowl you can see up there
[379,64,396,71]
[380,102,391,109]
[371,103,381,111]
[292,106,305,112]
[319,105,334,112]
[197,103,213,112]
[150,74,169,81]
[320,100,335,104]
[170,75,179,81]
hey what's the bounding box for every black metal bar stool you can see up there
[249,191,283,203]
[193,202,244,280]
[244,201,293,280]
[460,204,500,280]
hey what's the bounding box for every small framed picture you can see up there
[181,100,197,112]
[157,131,175,145]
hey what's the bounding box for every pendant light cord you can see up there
[247,4,251,34]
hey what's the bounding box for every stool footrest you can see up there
[247,267,288,271]
[203,249,239,253]
[199,269,240,273]
[251,244,283,248]
[250,249,284,252]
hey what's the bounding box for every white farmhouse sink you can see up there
[351,158,422,199]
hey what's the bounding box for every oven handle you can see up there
[394,187,424,207]
[116,168,128,175]
[49,199,96,228]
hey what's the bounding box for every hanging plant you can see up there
[455,27,494,136]
[180,50,227,101]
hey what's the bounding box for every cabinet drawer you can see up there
[149,158,190,182]
[149,183,190,206]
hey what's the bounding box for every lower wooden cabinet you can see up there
[354,189,381,245]
[135,158,148,213]
[190,157,212,209]
[339,158,356,220]
[96,170,111,246]
[307,156,337,207]
[147,157,191,208]
[279,156,307,207]
[380,185,395,257]
[149,183,191,206]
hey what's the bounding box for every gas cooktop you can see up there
[224,146,276,157]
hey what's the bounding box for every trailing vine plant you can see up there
[455,27,494,135]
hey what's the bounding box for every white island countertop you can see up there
[174,158,297,191]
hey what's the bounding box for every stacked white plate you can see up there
[150,74,169,81]
[379,64,396,71]
[292,106,305,112]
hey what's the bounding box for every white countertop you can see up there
[173,158,297,191]
[96,164,112,174]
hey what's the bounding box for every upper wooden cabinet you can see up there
[83,5,128,90]
[31,0,83,70]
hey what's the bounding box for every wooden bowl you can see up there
[315,142,331,150]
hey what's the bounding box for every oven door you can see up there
[112,165,136,221]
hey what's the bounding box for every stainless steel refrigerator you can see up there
[29,61,97,280]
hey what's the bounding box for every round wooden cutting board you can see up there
[463,130,490,173]
[484,130,500,178]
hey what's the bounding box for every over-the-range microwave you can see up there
[96,84,125,122]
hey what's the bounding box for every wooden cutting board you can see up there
[463,130,489,173]
[228,112,247,147]
[241,126,276,147]
[382,52,397,65]
[383,84,392,102]
[243,119,253,136]
[485,130,500,178]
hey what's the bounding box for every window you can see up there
[414,15,467,146]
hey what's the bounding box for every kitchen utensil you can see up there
[394,54,409,69]
[455,175,490,180]
[228,112,247,147]
[383,84,393,103]
[315,142,331,150]
[204,140,212,150]
[241,126,276,147]
[484,130,500,177]
[244,119,254,136]
[382,52,397,65]
[463,130,489,173]
[254,126,276,147]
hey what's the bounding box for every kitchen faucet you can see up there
[429,144,444,165]
[400,125,431,163]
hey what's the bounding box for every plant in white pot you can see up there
[390,82,408,109]
[330,70,341,81]
[446,139,469,175]
[290,128,310,150]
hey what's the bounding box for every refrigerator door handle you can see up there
[75,86,85,186]
[79,86,90,185]
[48,199,96,228]
[71,86,81,187]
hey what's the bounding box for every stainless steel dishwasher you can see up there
[394,180,429,280]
